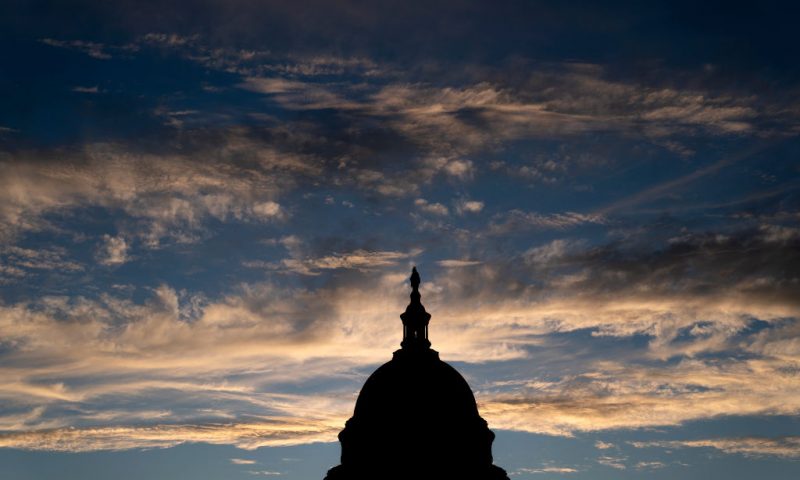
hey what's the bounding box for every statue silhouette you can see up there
[324,267,510,480]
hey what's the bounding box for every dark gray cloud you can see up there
[9,0,800,76]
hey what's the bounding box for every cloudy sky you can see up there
[2,1,800,478]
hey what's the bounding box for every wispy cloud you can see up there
[514,466,579,474]
[0,134,309,245]
[489,210,606,234]
[437,259,482,268]
[596,455,627,469]
[72,86,100,93]
[246,248,422,276]
[479,355,800,436]
[632,436,800,459]
[634,461,666,470]
[455,199,484,215]
[0,419,343,452]
[40,38,114,59]
[239,77,361,111]
[595,141,778,216]
[96,235,129,266]
[414,198,449,216]
[1,246,83,282]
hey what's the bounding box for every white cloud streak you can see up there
[632,436,800,459]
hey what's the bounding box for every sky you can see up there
[1,0,800,478]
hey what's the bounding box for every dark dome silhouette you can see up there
[324,267,509,480]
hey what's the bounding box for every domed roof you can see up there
[354,348,479,424]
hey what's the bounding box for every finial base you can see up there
[400,338,431,350]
